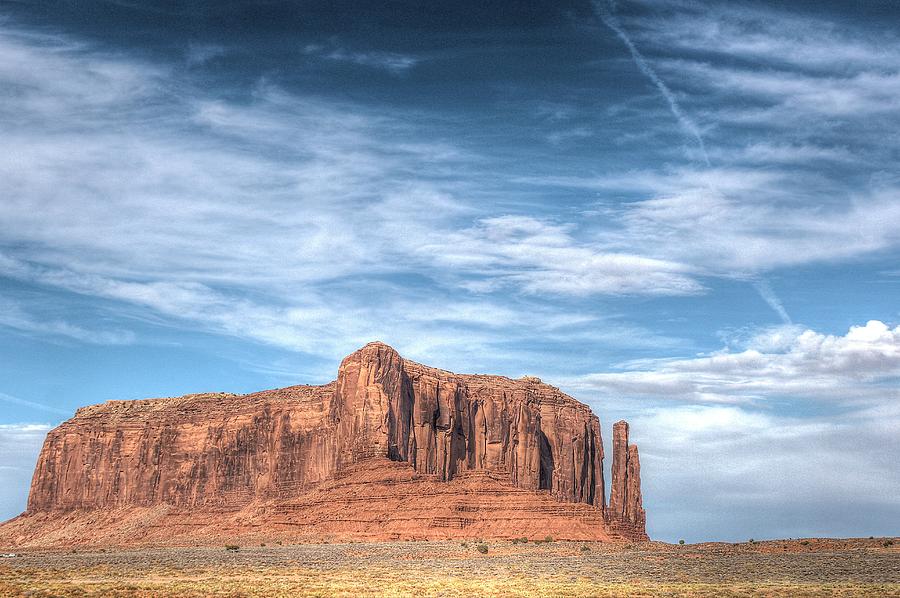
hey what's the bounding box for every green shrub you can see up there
[477,543,489,554]
[580,544,591,552]
[225,544,239,552]
[544,535,554,543]
[884,540,894,547]
[679,539,685,545]
[801,540,810,546]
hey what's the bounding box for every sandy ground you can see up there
[1,538,897,597]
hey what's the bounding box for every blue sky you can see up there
[1,0,898,542]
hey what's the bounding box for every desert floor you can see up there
[1,537,897,597]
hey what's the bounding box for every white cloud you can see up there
[0,21,728,361]
[571,320,900,403]
[422,215,703,296]
[559,1,900,282]
[721,142,857,166]
[630,1,900,72]
[185,43,226,66]
[523,167,900,276]
[303,42,420,73]
[0,298,135,346]
[0,12,898,363]
[666,59,900,119]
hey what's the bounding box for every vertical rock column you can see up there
[608,420,629,519]
[607,420,647,539]
[625,444,645,530]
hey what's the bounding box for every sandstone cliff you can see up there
[3,342,647,547]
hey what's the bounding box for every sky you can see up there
[0,0,898,543]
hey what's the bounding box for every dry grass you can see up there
[1,539,897,597]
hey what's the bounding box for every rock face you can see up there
[4,342,647,547]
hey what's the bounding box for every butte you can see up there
[0,342,647,547]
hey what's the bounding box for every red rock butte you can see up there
[0,342,647,547]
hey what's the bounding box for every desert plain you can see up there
[1,537,897,597]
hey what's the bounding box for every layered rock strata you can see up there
[3,342,647,547]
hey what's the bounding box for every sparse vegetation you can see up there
[511,537,529,545]
[476,543,488,554]
[2,540,897,597]
[801,540,810,546]
[225,544,239,552]
[679,539,685,545]
[884,540,894,547]
[580,544,591,552]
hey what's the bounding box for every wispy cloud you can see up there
[421,215,703,296]
[4,13,898,363]
[0,298,135,345]
[303,42,421,73]
[631,0,900,72]
[185,43,226,66]
[521,168,900,276]
[0,23,722,362]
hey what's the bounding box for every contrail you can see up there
[594,1,710,166]
[752,280,792,325]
